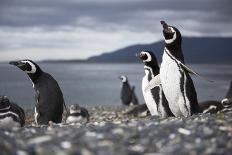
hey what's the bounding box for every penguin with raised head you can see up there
[0,96,25,128]
[139,51,173,117]
[119,76,138,106]
[158,21,202,117]
[66,104,89,124]
[9,60,66,125]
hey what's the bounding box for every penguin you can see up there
[119,76,138,106]
[0,96,25,128]
[221,80,232,107]
[9,59,66,125]
[158,21,202,117]
[138,51,173,117]
[66,104,89,124]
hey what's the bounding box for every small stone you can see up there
[112,128,124,135]
[61,141,72,149]
[178,128,191,135]
[129,144,145,152]
[28,136,52,144]
[169,133,176,139]
[17,150,28,155]
[203,127,213,135]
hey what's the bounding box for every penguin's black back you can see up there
[120,82,132,105]
[183,70,201,114]
[35,72,64,124]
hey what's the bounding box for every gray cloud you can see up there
[0,0,231,61]
[1,0,232,28]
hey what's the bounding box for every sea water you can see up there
[0,63,231,108]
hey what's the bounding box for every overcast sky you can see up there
[0,0,231,61]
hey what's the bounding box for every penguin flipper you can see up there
[144,74,161,92]
[180,63,213,82]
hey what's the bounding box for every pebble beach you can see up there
[1,105,232,155]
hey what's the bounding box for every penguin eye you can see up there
[140,52,152,62]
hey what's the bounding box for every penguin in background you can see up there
[146,21,202,117]
[66,104,89,124]
[9,60,66,125]
[0,96,25,128]
[119,75,139,106]
[138,51,173,117]
[200,80,232,113]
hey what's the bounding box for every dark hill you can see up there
[87,37,232,63]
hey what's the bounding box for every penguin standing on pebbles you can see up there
[119,76,138,105]
[146,21,203,117]
[0,96,25,128]
[9,60,66,125]
[158,21,202,117]
[138,51,173,117]
[66,104,89,124]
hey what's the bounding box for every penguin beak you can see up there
[9,61,19,66]
[160,20,172,33]
[9,61,24,67]
[118,76,122,80]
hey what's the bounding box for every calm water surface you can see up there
[0,63,231,108]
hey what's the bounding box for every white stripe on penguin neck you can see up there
[21,60,37,74]
[141,51,152,62]
[0,111,19,118]
[164,27,176,44]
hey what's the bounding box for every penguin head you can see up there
[119,75,128,83]
[0,96,10,109]
[138,51,159,68]
[221,98,232,108]
[69,104,81,114]
[9,59,41,74]
[160,20,182,45]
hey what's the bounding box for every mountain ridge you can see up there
[87,37,232,63]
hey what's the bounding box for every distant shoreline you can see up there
[0,61,232,64]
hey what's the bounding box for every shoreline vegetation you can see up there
[1,105,232,154]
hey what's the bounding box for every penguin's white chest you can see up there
[66,116,87,124]
[0,117,20,128]
[160,51,187,116]
[142,70,158,116]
